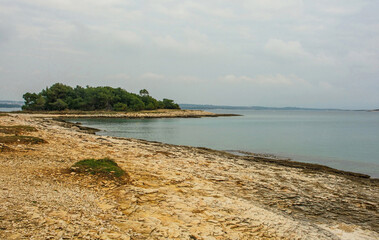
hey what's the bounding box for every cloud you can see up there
[242,0,304,20]
[0,0,378,108]
[69,23,143,53]
[219,74,309,86]
[0,21,14,44]
[152,1,236,20]
[153,30,222,56]
[345,51,379,73]
[140,73,165,80]
[174,75,203,83]
[264,39,335,65]
[323,7,358,15]
[139,73,203,84]
[265,39,308,58]
[106,73,130,80]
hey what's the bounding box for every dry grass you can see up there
[0,135,46,144]
[0,144,14,152]
[0,125,37,134]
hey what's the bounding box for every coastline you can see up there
[1,113,378,239]
[13,109,242,119]
[68,119,375,180]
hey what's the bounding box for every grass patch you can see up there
[0,135,46,144]
[0,125,37,134]
[71,158,126,179]
[0,113,8,117]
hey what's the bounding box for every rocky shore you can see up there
[16,109,241,119]
[0,112,378,239]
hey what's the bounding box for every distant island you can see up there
[21,83,180,111]
[0,101,23,108]
[180,104,344,111]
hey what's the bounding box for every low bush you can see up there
[71,158,126,179]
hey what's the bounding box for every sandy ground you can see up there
[0,112,378,240]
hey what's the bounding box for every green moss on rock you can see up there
[71,158,126,179]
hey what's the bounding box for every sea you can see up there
[0,107,22,112]
[67,110,379,178]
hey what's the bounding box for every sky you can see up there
[0,0,378,109]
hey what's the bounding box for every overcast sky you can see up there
[0,0,378,109]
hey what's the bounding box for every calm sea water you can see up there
[0,107,21,112]
[70,110,379,177]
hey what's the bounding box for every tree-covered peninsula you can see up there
[22,83,180,111]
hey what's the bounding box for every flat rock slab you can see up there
[0,113,378,239]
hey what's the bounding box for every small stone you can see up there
[8,233,22,240]
[97,202,115,211]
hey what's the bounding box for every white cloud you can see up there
[265,39,308,58]
[107,73,131,80]
[323,7,358,15]
[345,51,379,73]
[140,73,165,80]
[219,74,309,86]
[152,1,236,20]
[242,0,304,20]
[153,34,220,56]
[318,81,333,90]
[139,73,202,84]
[174,75,202,83]
[292,24,325,33]
[0,0,378,108]
[264,39,335,65]
[39,46,87,56]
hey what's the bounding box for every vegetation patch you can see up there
[0,135,46,144]
[0,113,8,117]
[0,125,37,134]
[70,158,127,180]
[22,83,180,111]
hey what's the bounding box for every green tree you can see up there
[41,83,74,110]
[22,83,180,111]
[129,97,145,111]
[35,96,46,110]
[49,99,68,110]
[162,98,180,109]
[113,102,128,111]
[22,92,38,110]
[139,89,149,97]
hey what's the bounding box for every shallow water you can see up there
[70,110,379,177]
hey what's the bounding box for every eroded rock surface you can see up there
[0,114,378,239]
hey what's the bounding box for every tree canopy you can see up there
[22,83,180,111]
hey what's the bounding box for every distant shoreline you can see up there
[7,109,242,119]
[180,103,379,112]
